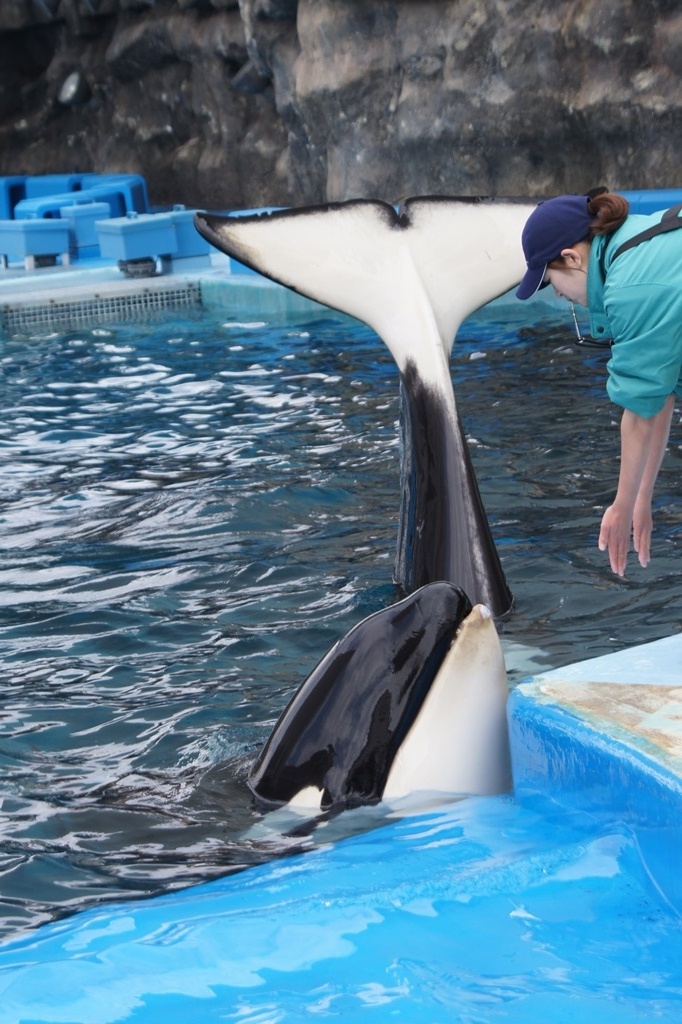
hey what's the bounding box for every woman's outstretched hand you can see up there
[599,502,634,576]
[599,498,651,576]
[599,397,674,576]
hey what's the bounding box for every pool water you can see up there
[0,303,679,940]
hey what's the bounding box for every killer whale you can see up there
[194,196,536,617]
[248,582,512,814]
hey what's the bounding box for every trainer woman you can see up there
[516,190,681,577]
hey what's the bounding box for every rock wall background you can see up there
[0,0,679,210]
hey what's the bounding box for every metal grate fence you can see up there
[1,282,202,337]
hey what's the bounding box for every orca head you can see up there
[247,582,511,817]
[382,602,512,803]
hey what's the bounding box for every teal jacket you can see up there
[587,210,682,417]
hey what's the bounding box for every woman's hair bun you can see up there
[587,191,630,235]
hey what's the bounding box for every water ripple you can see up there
[0,307,678,939]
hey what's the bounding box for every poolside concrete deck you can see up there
[509,633,682,828]
[0,253,335,337]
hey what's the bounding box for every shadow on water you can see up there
[0,305,678,938]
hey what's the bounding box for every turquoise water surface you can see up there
[0,302,679,951]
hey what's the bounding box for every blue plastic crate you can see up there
[80,173,149,214]
[0,218,71,268]
[169,206,211,258]
[59,201,111,255]
[23,174,85,199]
[14,187,127,220]
[96,212,177,261]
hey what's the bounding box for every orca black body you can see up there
[195,196,537,616]
[395,359,509,607]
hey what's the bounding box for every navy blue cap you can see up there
[516,194,595,300]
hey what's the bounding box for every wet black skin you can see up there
[395,362,512,617]
[248,582,472,812]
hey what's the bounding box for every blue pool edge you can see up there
[508,632,682,830]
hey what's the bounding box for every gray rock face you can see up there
[0,0,679,209]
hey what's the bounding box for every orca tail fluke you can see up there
[195,197,535,616]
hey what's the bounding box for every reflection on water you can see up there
[0,306,679,938]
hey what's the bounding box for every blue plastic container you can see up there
[0,218,71,261]
[81,173,150,214]
[59,201,111,256]
[14,175,149,222]
[23,173,85,199]
[14,187,127,220]
[169,206,211,258]
[96,211,177,261]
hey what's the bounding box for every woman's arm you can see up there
[598,395,675,575]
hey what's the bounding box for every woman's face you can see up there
[545,265,589,306]
[544,243,590,307]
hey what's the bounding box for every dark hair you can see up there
[547,191,629,270]
[586,192,630,237]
